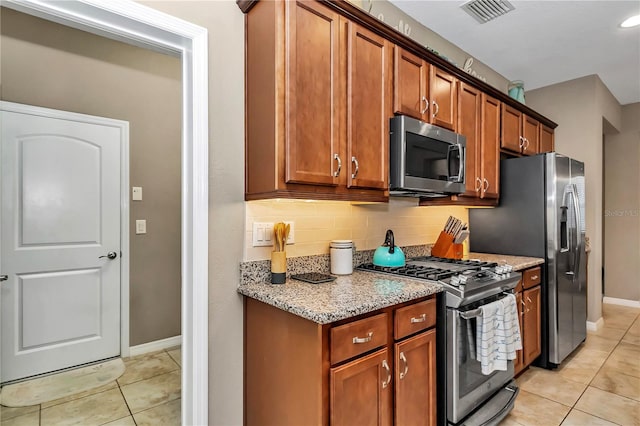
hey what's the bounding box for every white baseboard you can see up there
[603,297,640,308]
[587,317,604,332]
[128,335,182,357]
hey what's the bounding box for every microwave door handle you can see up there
[456,143,464,183]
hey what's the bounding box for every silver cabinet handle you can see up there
[475,177,482,192]
[351,156,359,179]
[421,96,429,114]
[99,251,117,260]
[432,100,439,118]
[483,178,489,192]
[382,359,392,388]
[410,314,426,323]
[0,275,8,282]
[519,136,525,149]
[333,153,342,177]
[399,352,409,379]
[520,299,526,316]
[523,138,530,151]
[531,275,538,281]
[352,331,373,344]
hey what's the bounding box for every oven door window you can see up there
[405,132,454,181]
[457,316,506,398]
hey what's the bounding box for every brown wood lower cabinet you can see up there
[394,330,436,426]
[514,266,543,375]
[523,285,542,366]
[244,295,438,425]
[331,348,392,426]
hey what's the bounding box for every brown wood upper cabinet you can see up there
[430,66,457,131]
[539,124,555,153]
[347,22,392,190]
[392,48,456,131]
[393,47,430,122]
[244,0,389,201]
[457,83,499,199]
[501,103,540,155]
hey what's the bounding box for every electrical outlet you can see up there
[252,222,274,247]
[136,219,147,234]
[284,221,295,244]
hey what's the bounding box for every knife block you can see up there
[431,231,463,260]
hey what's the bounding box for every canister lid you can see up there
[330,240,353,248]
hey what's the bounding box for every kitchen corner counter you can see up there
[238,271,443,325]
[468,252,544,271]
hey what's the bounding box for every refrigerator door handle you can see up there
[570,185,582,289]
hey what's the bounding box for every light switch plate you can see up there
[252,222,273,247]
[136,219,147,234]
[132,187,142,201]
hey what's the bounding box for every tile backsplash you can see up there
[245,198,468,261]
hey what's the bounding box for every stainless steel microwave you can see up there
[389,115,466,197]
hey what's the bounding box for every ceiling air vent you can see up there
[461,0,515,24]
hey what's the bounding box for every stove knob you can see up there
[450,275,460,285]
[505,265,513,273]
[459,275,468,284]
[496,265,505,274]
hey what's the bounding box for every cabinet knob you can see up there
[475,177,482,192]
[399,352,409,379]
[381,359,392,388]
[421,96,429,114]
[333,153,342,177]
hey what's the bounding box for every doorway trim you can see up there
[1,1,210,424]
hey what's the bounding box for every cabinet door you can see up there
[395,330,436,426]
[346,22,391,190]
[457,82,481,197]
[523,115,540,155]
[514,291,524,375]
[285,0,341,186]
[480,94,500,199]
[393,46,429,121]
[501,103,523,153]
[331,348,392,426]
[430,66,457,130]
[540,124,554,153]
[523,286,542,366]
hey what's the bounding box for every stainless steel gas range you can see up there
[358,256,522,426]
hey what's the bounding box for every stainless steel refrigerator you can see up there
[469,153,586,368]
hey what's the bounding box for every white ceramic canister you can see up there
[330,240,354,275]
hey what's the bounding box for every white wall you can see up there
[527,75,622,323]
[604,103,640,302]
[138,1,246,424]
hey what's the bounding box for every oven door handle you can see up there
[460,308,482,320]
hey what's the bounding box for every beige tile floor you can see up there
[502,303,640,426]
[0,347,181,426]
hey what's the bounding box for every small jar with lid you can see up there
[330,240,353,275]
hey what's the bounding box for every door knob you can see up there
[99,251,118,260]
[0,275,8,282]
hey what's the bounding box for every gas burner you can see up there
[357,257,520,308]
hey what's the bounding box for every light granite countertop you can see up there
[237,270,443,324]
[468,252,544,271]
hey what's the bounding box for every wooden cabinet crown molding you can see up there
[238,0,557,129]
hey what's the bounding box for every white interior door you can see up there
[1,102,126,383]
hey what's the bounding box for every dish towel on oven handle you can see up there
[476,293,522,375]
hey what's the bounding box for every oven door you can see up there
[446,306,514,424]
